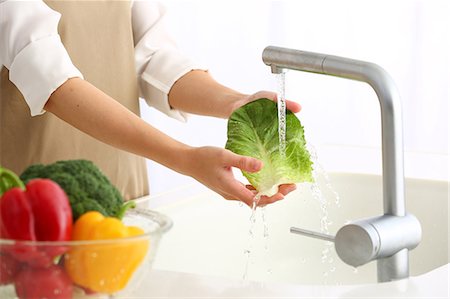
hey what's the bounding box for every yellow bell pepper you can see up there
[64,211,149,294]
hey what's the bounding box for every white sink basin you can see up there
[135,172,449,297]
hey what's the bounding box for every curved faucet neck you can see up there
[262,46,406,216]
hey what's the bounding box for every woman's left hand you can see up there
[230,90,302,116]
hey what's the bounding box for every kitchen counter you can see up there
[132,264,449,298]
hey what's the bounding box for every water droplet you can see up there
[243,195,259,281]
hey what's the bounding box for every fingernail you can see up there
[252,159,262,171]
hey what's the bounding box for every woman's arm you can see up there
[168,70,301,118]
[167,70,245,118]
[44,78,285,206]
[45,78,189,171]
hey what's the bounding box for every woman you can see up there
[0,0,300,206]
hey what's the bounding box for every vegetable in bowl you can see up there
[226,98,313,196]
[20,159,126,221]
[0,165,170,298]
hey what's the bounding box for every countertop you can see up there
[131,264,449,298]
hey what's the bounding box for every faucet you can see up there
[262,46,422,283]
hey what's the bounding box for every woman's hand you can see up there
[186,146,297,207]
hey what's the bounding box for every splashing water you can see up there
[307,144,342,282]
[309,144,341,232]
[309,144,341,208]
[261,206,272,275]
[242,194,274,280]
[242,194,260,280]
[277,72,287,156]
[241,148,342,282]
[242,71,343,281]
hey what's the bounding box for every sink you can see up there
[141,173,448,287]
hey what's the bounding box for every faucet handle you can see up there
[290,214,422,268]
[290,224,381,267]
[290,227,335,242]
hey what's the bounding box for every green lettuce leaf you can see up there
[225,98,313,196]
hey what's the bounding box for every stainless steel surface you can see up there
[334,221,381,267]
[291,214,421,272]
[263,46,422,282]
[334,214,422,268]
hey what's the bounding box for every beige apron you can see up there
[0,0,149,200]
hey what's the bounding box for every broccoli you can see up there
[20,159,130,221]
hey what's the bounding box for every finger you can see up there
[245,184,256,191]
[222,179,258,207]
[278,184,297,195]
[249,91,301,113]
[256,184,296,205]
[250,90,277,101]
[264,93,301,113]
[285,100,302,113]
[224,196,253,208]
[258,193,285,205]
[246,184,296,195]
[225,151,263,173]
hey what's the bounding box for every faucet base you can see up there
[378,249,409,282]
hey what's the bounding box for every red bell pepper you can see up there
[0,252,20,285]
[0,167,73,267]
[14,265,73,299]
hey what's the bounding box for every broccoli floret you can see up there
[20,160,125,221]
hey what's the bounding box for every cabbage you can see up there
[225,98,313,196]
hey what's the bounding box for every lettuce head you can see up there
[225,98,313,196]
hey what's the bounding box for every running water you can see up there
[277,72,287,156]
[243,71,286,280]
[242,194,261,280]
[261,206,272,276]
[308,145,342,282]
[242,73,343,282]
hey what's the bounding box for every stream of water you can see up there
[242,73,341,282]
[277,72,287,156]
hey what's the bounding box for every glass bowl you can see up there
[0,208,172,298]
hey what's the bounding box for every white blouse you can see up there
[0,0,197,121]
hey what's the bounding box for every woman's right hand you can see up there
[185,146,296,207]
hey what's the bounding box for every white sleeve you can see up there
[132,0,205,122]
[0,0,83,116]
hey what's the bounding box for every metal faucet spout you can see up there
[263,46,405,217]
[262,46,421,282]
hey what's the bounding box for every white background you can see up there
[140,0,449,194]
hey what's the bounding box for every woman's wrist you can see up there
[166,144,197,176]
[168,70,249,119]
[226,93,250,118]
